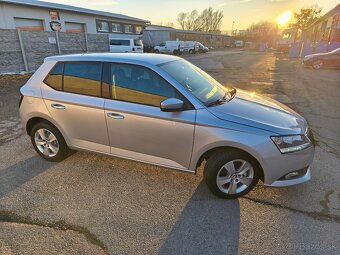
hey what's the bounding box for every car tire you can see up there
[189,49,193,54]
[204,150,260,199]
[173,49,179,55]
[30,121,71,162]
[312,59,323,69]
[155,49,159,53]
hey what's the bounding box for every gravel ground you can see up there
[0,50,339,254]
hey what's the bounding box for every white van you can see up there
[234,40,244,47]
[109,38,143,53]
[183,41,199,54]
[154,41,184,55]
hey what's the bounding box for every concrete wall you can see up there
[0,29,25,73]
[0,29,109,74]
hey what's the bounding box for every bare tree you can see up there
[245,21,279,44]
[177,12,187,30]
[290,7,322,30]
[176,8,223,33]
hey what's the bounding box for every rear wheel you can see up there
[31,121,70,162]
[155,49,159,53]
[312,59,323,69]
[189,49,194,54]
[204,150,260,199]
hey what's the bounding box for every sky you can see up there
[41,0,339,31]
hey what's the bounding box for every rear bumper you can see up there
[265,167,311,187]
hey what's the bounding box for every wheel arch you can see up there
[194,146,265,181]
[25,115,71,146]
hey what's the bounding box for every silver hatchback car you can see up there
[19,53,315,199]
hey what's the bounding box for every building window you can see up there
[112,23,122,33]
[97,20,109,32]
[124,24,133,33]
[14,17,44,31]
[135,26,143,34]
[65,22,85,33]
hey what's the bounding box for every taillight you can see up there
[132,47,135,51]
[19,93,24,108]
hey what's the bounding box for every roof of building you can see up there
[0,0,150,23]
[45,53,180,65]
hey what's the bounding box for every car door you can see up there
[104,63,196,170]
[42,61,110,153]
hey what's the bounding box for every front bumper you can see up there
[265,167,311,187]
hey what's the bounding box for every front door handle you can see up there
[51,103,65,109]
[107,112,124,119]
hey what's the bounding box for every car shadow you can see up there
[0,156,53,199]
[158,181,240,255]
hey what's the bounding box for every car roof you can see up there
[45,53,181,66]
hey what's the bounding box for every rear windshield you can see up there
[110,39,130,46]
[134,39,143,46]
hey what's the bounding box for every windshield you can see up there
[159,59,235,106]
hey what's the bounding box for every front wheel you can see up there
[204,150,260,199]
[312,59,323,69]
[31,121,71,162]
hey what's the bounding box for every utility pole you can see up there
[231,21,235,37]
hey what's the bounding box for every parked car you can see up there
[197,42,209,53]
[303,48,340,69]
[234,40,244,47]
[109,38,143,53]
[183,41,199,54]
[154,41,183,55]
[19,53,315,199]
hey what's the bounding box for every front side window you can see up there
[159,59,233,106]
[44,62,64,90]
[97,21,109,32]
[112,23,122,32]
[110,63,177,107]
[63,62,102,97]
[124,24,133,33]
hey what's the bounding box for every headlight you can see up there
[271,135,312,153]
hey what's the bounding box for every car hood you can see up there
[207,89,307,135]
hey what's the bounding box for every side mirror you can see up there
[160,98,184,112]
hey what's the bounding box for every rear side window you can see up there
[110,39,130,46]
[44,62,64,90]
[63,62,102,97]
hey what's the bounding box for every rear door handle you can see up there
[107,112,124,119]
[51,103,65,109]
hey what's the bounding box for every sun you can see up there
[277,10,292,27]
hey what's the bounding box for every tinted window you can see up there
[64,62,102,97]
[44,62,63,90]
[110,63,177,107]
[110,39,130,46]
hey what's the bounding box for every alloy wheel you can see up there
[216,159,254,194]
[34,128,59,157]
